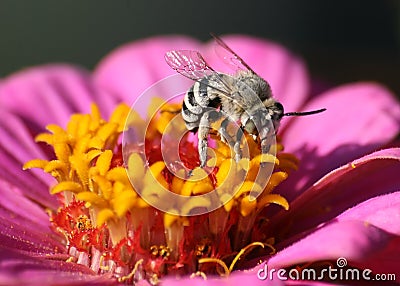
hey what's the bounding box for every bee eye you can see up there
[274,102,284,120]
[275,102,284,112]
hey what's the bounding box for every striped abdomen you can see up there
[181,77,221,131]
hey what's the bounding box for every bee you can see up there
[165,34,325,168]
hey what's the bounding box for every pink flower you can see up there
[0,35,399,285]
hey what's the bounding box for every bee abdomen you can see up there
[182,78,221,131]
[182,88,201,126]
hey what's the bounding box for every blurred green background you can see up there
[1,0,399,96]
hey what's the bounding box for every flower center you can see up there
[24,99,299,284]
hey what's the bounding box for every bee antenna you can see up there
[284,108,326,117]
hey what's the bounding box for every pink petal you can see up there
[203,35,310,114]
[0,150,56,208]
[0,247,117,286]
[0,112,62,253]
[280,83,400,199]
[162,269,285,286]
[0,179,54,233]
[337,191,400,235]
[268,221,400,279]
[0,108,57,208]
[0,108,48,163]
[0,179,64,255]
[0,64,116,129]
[267,148,400,240]
[93,36,202,104]
[0,221,63,256]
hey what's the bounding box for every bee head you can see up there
[243,101,284,137]
[243,101,325,139]
[262,98,284,119]
[262,100,285,131]
[271,102,284,121]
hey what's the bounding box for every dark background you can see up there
[1,0,399,97]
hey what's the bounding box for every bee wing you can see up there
[165,50,233,96]
[211,33,257,75]
[165,50,214,81]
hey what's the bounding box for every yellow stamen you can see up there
[220,193,235,212]
[50,181,82,194]
[95,150,113,176]
[239,195,257,217]
[257,194,289,211]
[118,259,144,283]
[181,168,212,196]
[252,153,279,165]
[144,161,166,184]
[181,197,211,216]
[234,181,263,199]
[34,133,54,145]
[171,174,185,194]
[69,154,90,187]
[75,192,108,208]
[127,153,146,186]
[264,172,288,194]
[23,159,48,170]
[43,160,68,175]
[45,124,67,136]
[106,167,130,184]
[96,208,116,227]
[277,159,298,172]
[164,212,179,229]
[198,258,230,277]
[111,189,138,217]
[24,103,139,228]
[229,242,266,272]
[277,152,299,164]
[215,159,237,187]
[237,158,250,171]
[109,104,130,132]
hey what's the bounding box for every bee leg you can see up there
[261,138,270,154]
[219,117,231,144]
[233,127,244,162]
[260,137,272,167]
[198,110,221,168]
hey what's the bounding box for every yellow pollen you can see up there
[76,215,92,231]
